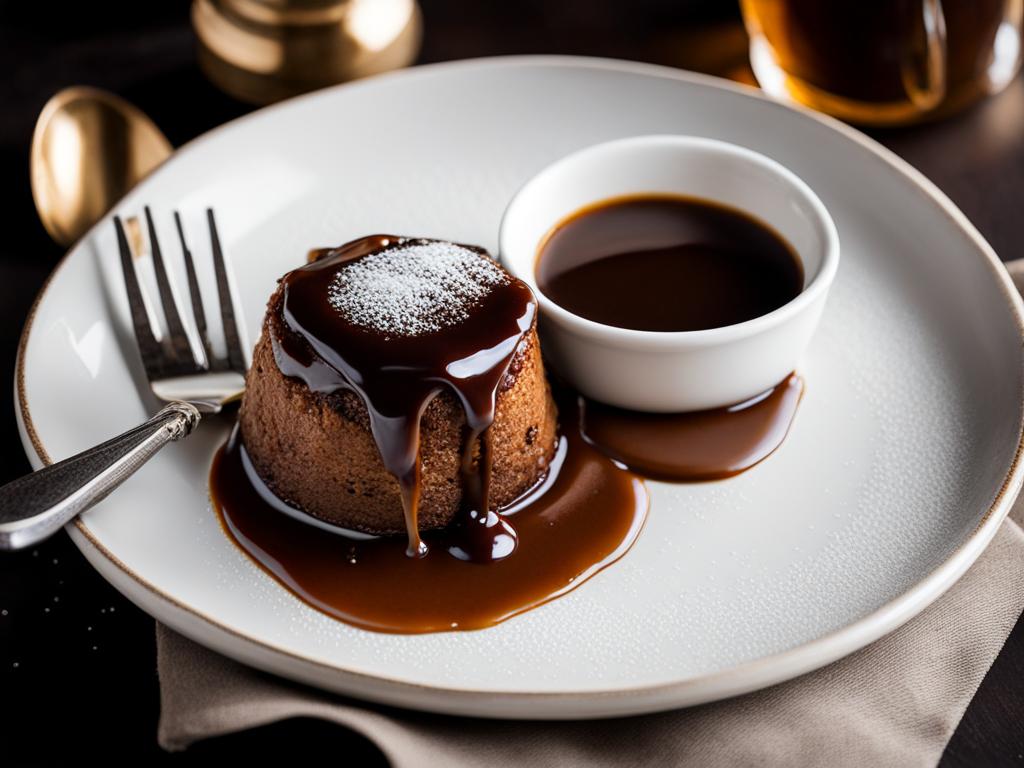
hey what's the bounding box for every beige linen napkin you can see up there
[159,514,1024,765]
[157,264,1024,766]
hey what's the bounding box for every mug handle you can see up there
[901,0,948,110]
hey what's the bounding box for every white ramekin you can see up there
[498,134,840,412]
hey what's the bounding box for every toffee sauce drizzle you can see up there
[274,235,535,561]
[577,375,804,482]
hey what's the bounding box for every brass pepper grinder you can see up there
[192,0,423,104]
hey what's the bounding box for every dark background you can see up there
[2,1,1024,765]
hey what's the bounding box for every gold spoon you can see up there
[30,86,172,246]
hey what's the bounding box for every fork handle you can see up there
[0,403,201,550]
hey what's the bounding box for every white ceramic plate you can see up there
[16,57,1024,719]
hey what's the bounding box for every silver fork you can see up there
[0,207,246,550]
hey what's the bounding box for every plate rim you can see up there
[14,54,1024,713]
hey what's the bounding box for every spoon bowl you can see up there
[30,86,172,246]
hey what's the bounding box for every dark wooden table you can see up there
[2,2,1022,764]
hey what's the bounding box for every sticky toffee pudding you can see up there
[238,236,558,560]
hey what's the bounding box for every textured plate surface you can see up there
[16,57,1024,718]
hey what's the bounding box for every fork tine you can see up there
[206,209,246,374]
[144,206,195,368]
[114,216,164,380]
[174,211,214,369]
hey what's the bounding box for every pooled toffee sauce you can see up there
[536,194,804,332]
[578,375,804,482]
[211,401,647,633]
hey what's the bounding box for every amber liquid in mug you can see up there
[536,194,803,333]
[742,0,1019,125]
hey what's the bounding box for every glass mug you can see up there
[741,0,1024,125]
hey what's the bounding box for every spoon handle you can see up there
[0,403,199,550]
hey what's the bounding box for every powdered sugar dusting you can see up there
[327,240,510,336]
